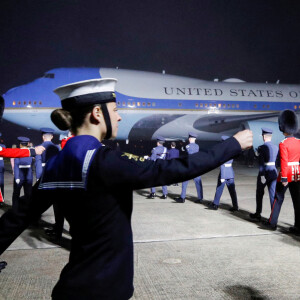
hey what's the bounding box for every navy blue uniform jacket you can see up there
[0,135,241,300]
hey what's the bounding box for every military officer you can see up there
[35,128,60,180]
[0,134,6,206]
[147,136,168,199]
[0,78,252,300]
[249,128,278,221]
[265,110,300,232]
[208,136,238,211]
[175,132,203,203]
[12,137,34,207]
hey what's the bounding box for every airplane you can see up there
[2,67,300,150]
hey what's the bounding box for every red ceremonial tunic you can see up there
[277,136,300,183]
[0,146,32,158]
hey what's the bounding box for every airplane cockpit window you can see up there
[44,73,55,78]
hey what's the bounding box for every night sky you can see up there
[1,0,300,96]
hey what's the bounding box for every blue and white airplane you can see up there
[2,67,300,149]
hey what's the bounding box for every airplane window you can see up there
[254,104,257,108]
[218,104,221,108]
[39,101,42,105]
[34,101,37,105]
[223,104,226,108]
[128,102,131,106]
[28,101,31,105]
[227,104,230,108]
[232,104,235,108]
[23,101,26,105]
[18,101,21,105]
[152,102,155,107]
[178,103,182,107]
[122,102,125,106]
[236,104,239,108]
[200,103,203,108]
[267,105,269,108]
[137,102,140,107]
[147,102,151,107]
[195,103,199,108]
[117,101,120,106]
[132,102,135,106]
[295,105,297,109]
[205,104,208,107]
[142,102,145,106]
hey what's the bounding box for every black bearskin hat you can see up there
[278,109,298,134]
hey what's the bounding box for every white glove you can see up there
[261,176,266,184]
[15,179,20,184]
[221,179,225,183]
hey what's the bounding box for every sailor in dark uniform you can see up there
[249,128,278,221]
[147,136,168,199]
[175,132,203,203]
[208,136,239,211]
[35,128,60,181]
[0,133,6,206]
[167,142,179,160]
[0,78,252,300]
[12,137,34,208]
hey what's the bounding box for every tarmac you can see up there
[0,160,299,300]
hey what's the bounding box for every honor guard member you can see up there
[0,97,44,273]
[147,136,168,199]
[0,78,252,300]
[265,110,300,232]
[35,128,60,180]
[12,137,34,208]
[249,128,278,221]
[0,134,6,206]
[208,136,239,211]
[175,132,203,203]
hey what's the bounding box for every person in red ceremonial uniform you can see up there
[265,110,300,233]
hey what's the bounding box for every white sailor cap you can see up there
[53,78,117,111]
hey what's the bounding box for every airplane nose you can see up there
[0,96,4,121]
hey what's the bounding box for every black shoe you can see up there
[194,199,203,204]
[208,202,218,210]
[45,228,62,240]
[160,195,167,199]
[289,226,300,235]
[173,183,179,186]
[229,207,239,212]
[0,261,7,272]
[249,212,261,221]
[147,193,156,199]
[174,197,185,203]
[262,221,277,230]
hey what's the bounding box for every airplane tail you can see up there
[0,189,4,203]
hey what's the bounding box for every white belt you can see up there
[42,163,46,167]
[264,162,275,166]
[19,165,31,168]
[288,162,300,166]
[224,164,232,167]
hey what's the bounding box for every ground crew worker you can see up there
[265,110,300,233]
[208,136,238,211]
[175,132,203,203]
[249,128,278,221]
[0,78,252,300]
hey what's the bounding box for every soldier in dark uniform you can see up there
[167,141,179,160]
[208,136,239,211]
[175,132,203,203]
[12,137,34,208]
[264,110,300,232]
[249,128,278,221]
[0,133,6,207]
[147,136,168,199]
[35,128,62,239]
[0,78,252,300]
[35,128,60,180]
